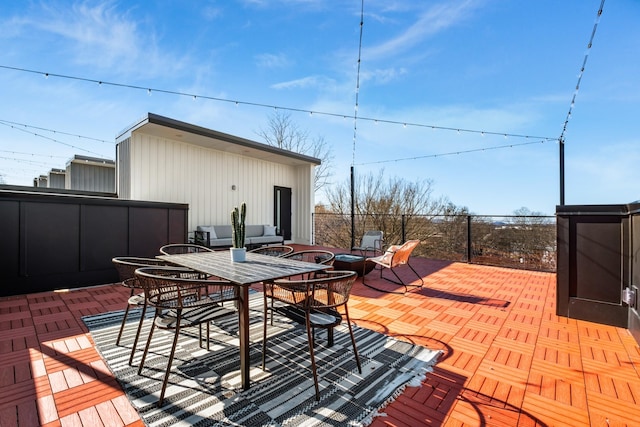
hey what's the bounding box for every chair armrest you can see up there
[194,230,211,247]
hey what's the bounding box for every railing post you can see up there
[402,214,406,243]
[350,166,355,250]
[467,215,472,263]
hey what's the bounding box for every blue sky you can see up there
[0,0,638,215]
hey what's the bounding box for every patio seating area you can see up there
[1,245,639,426]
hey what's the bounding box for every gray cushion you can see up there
[213,225,233,238]
[249,235,284,245]
[263,225,277,236]
[208,238,233,247]
[197,225,217,240]
[245,225,264,238]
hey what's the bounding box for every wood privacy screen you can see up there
[0,188,188,297]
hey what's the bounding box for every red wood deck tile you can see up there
[78,406,106,427]
[54,376,123,418]
[37,394,59,425]
[110,395,142,425]
[521,392,590,426]
[0,375,51,411]
[1,251,638,426]
[94,401,126,427]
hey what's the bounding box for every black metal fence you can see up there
[312,213,557,272]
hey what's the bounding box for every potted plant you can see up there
[230,202,247,262]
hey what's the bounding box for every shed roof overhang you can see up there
[116,113,321,167]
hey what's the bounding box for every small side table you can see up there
[333,254,375,277]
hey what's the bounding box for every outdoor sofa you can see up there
[195,224,284,249]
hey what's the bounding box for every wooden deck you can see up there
[1,254,639,426]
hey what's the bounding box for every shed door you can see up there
[274,186,291,240]
[629,215,640,345]
[567,217,629,328]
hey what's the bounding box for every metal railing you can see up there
[312,213,557,272]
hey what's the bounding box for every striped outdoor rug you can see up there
[83,292,441,426]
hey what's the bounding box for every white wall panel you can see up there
[125,131,315,243]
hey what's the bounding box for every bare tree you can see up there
[256,111,334,192]
[319,169,454,252]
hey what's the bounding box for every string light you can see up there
[0,121,109,157]
[0,149,69,159]
[0,119,112,143]
[0,64,557,142]
[559,0,605,142]
[356,139,551,166]
[351,0,365,167]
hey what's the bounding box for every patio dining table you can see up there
[157,250,332,390]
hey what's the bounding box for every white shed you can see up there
[115,113,320,244]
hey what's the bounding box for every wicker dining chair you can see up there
[248,245,294,257]
[262,270,361,400]
[281,249,335,280]
[111,256,171,365]
[283,249,335,265]
[158,242,232,299]
[159,243,214,255]
[134,267,241,407]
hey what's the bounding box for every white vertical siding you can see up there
[125,132,315,243]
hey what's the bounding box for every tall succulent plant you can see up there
[231,202,246,248]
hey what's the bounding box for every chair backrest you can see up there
[248,245,294,257]
[112,257,169,285]
[159,244,213,255]
[388,239,420,267]
[273,270,357,310]
[134,267,238,308]
[284,250,335,265]
[360,231,384,251]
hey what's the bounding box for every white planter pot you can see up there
[230,247,247,262]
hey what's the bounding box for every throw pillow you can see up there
[263,225,277,236]
[197,225,217,240]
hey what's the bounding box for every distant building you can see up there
[32,156,115,193]
[34,175,48,187]
[65,155,115,192]
[48,168,66,189]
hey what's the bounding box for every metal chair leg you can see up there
[262,291,269,370]
[115,289,135,345]
[137,308,159,375]
[305,316,320,400]
[344,308,362,373]
[158,313,182,407]
[128,302,148,366]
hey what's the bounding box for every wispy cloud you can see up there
[364,0,481,61]
[255,53,292,69]
[271,75,335,90]
[360,67,408,85]
[6,1,184,77]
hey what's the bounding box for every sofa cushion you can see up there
[248,235,284,245]
[196,225,217,240]
[208,238,233,247]
[263,225,277,236]
[213,225,233,239]
[245,225,264,238]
